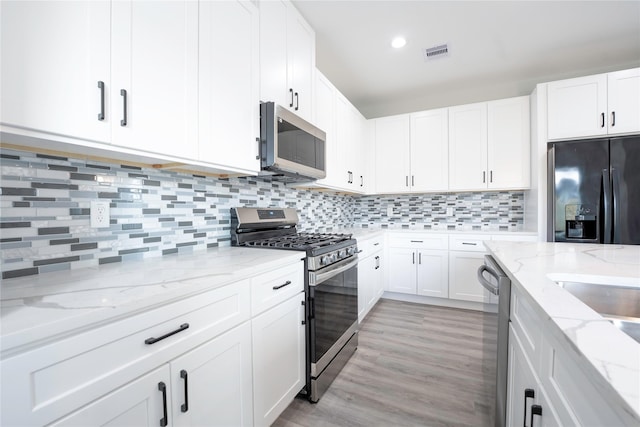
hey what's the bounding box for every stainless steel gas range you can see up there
[231,207,358,403]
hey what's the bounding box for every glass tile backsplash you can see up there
[1,147,524,279]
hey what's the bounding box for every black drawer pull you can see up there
[462,242,477,245]
[410,240,423,243]
[158,382,168,427]
[273,280,292,290]
[120,89,128,126]
[523,388,535,427]
[180,369,189,413]
[530,404,542,427]
[145,323,189,345]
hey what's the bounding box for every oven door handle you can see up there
[477,265,500,296]
[309,256,358,286]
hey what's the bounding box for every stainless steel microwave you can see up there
[260,102,326,181]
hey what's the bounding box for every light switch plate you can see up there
[387,205,394,216]
[91,201,110,228]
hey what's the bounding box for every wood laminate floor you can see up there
[273,299,497,427]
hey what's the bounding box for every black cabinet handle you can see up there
[611,111,615,127]
[145,323,189,345]
[273,280,292,290]
[490,170,493,183]
[601,112,605,128]
[180,370,189,413]
[411,175,415,186]
[294,92,299,111]
[418,252,422,264]
[523,388,535,427]
[289,88,294,107]
[530,404,542,427]
[375,255,380,269]
[158,382,168,427]
[97,81,105,121]
[360,175,364,187]
[410,240,423,243]
[406,176,409,187]
[462,242,477,246]
[483,171,486,183]
[412,252,415,264]
[120,89,128,126]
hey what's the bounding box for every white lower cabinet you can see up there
[171,322,253,427]
[448,235,490,303]
[251,292,305,427]
[51,323,253,427]
[386,234,449,298]
[509,282,637,427]
[358,236,384,322]
[50,365,172,427]
[507,326,561,427]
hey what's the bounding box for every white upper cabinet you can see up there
[198,0,260,173]
[313,71,367,193]
[374,114,411,193]
[111,0,199,160]
[259,0,315,122]
[0,1,111,142]
[607,68,640,135]
[448,102,488,191]
[410,108,449,192]
[487,96,530,189]
[547,74,608,139]
[547,68,640,140]
[449,97,530,191]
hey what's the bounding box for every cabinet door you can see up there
[315,72,339,187]
[387,248,417,294]
[258,0,288,108]
[358,255,376,323]
[199,0,260,173]
[507,327,562,427]
[286,4,315,122]
[487,96,530,189]
[335,94,355,189]
[111,0,198,159]
[374,115,411,194]
[416,250,449,298]
[547,74,607,140]
[171,322,253,427]
[607,68,640,135]
[448,251,486,302]
[448,102,488,191]
[252,293,305,427]
[410,108,449,192]
[0,1,110,142]
[50,365,171,427]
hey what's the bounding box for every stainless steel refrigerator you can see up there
[547,135,640,244]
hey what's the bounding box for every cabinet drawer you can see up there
[449,234,489,252]
[387,233,448,250]
[358,235,383,259]
[1,280,250,426]
[251,261,304,316]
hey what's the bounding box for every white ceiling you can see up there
[292,0,640,119]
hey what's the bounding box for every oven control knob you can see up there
[347,247,356,256]
[321,255,330,266]
[329,253,338,263]
[339,249,347,259]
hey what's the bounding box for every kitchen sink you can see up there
[556,281,640,343]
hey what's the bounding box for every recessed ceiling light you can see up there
[391,36,407,49]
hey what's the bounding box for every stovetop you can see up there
[241,232,353,251]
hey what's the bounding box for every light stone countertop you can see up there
[485,241,640,422]
[0,246,303,356]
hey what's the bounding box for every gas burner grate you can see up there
[242,232,352,250]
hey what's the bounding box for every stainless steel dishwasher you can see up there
[477,255,511,427]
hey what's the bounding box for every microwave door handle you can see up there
[477,265,500,296]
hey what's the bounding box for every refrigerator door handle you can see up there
[611,168,620,243]
[602,168,612,244]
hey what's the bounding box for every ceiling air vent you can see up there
[423,44,449,61]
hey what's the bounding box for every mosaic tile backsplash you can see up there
[1,147,524,279]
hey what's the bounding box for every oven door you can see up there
[308,256,358,377]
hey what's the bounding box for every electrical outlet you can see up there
[91,201,110,228]
[446,207,454,216]
[387,205,394,217]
